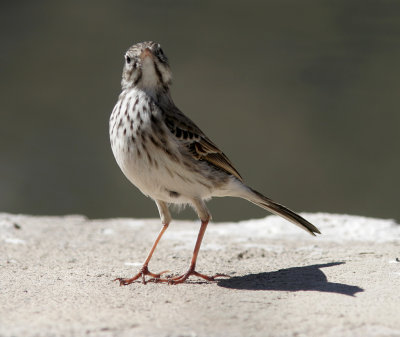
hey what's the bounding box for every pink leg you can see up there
[153,219,228,284]
[114,223,169,285]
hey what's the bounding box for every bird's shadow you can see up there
[217,262,363,296]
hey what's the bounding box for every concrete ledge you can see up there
[1,213,399,337]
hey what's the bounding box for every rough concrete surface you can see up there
[1,213,400,337]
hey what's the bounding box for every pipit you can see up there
[109,41,320,285]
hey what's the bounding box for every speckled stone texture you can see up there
[1,213,399,337]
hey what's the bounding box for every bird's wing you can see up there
[164,109,243,181]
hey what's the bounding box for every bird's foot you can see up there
[114,265,169,285]
[150,267,229,284]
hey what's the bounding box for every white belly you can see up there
[109,89,214,204]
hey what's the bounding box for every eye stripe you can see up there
[153,62,164,84]
[133,70,142,86]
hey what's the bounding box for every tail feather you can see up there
[245,187,321,236]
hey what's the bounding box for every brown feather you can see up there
[202,152,243,181]
[164,109,243,181]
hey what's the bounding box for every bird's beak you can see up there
[140,48,153,61]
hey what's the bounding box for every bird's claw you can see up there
[150,269,229,284]
[114,265,169,285]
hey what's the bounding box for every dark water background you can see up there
[1,1,399,222]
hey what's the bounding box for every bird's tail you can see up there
[239,186,321,236]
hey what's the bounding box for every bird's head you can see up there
[121,41,172,92]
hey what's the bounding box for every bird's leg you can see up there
[154,199,228,284]
[114,222,169,285]
[167,218,228,284]
[114,201,171,285]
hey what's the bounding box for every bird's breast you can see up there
[109,89,218,203]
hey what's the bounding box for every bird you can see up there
[109,41,320,285]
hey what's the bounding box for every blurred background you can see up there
[1,0,399,222]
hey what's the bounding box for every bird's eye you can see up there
[126,56,131,64]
